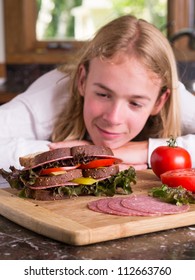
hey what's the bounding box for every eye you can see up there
[96,92,111,99]
[129,100,143,109]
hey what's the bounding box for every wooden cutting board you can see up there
[0,170,195,246]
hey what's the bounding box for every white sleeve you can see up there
[179,82,195,134]
[0,138,50,170]
[0,69,69,170]
[148,82,195,167]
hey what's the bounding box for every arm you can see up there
[113,135,195,170]
[0,96,50,170]
[179,82,195,135]
[49,140,148,170]
[0,69,68,170]
[112,141,148,170]
[0,138,50,170]
[49,140,93,149]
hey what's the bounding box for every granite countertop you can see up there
[0,177,195,260]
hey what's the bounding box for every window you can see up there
[4,0,195,64]
[36,0,167,41]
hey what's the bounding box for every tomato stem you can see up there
[166,136,177,147]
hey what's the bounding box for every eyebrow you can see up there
[93,82,151,101]
[93,82,113,93]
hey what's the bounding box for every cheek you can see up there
[129,119,144,134]
[127,112,150,136]
[83,96,102,119]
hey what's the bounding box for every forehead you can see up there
[88,56,162,91]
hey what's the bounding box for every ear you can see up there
[151,89,170,115]
[77,64,87,96]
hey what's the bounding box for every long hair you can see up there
[52,15,181,142]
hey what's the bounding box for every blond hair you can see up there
[52,15,181,142]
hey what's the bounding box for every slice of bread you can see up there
[82,165,119,179]
[71,145,113,157]
[25,188,67,201]
[19,148,72,169]
[27,168,82,189]
[19,152,42,168]
[19,145,114,169]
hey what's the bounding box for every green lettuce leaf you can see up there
[149,184,195,205]
[0,166,136,198]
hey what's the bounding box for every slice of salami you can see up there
[96,198,130,216]
[108,197,158,216]
[121,194,190,214]
[88,198,130,216]
[87,200,103,213]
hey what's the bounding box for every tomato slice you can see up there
[80,158,116,169]
[160,168,195,192]
[40,165,80,176]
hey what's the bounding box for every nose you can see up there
[102,101,125,125]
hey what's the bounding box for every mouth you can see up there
[96,126,123,140]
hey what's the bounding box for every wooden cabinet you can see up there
[3,0,84,64]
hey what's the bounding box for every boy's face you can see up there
[78,56,168,149]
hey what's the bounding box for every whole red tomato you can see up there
[150,137,192,178]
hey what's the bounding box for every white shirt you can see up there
[0,69,195,170]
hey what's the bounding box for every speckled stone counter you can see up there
[0,176,195,260]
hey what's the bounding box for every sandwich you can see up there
[0,145,136,200]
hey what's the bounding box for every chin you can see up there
[94,140,125,150]
[90,132,130,149]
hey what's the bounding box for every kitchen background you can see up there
[0,0,194,104]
